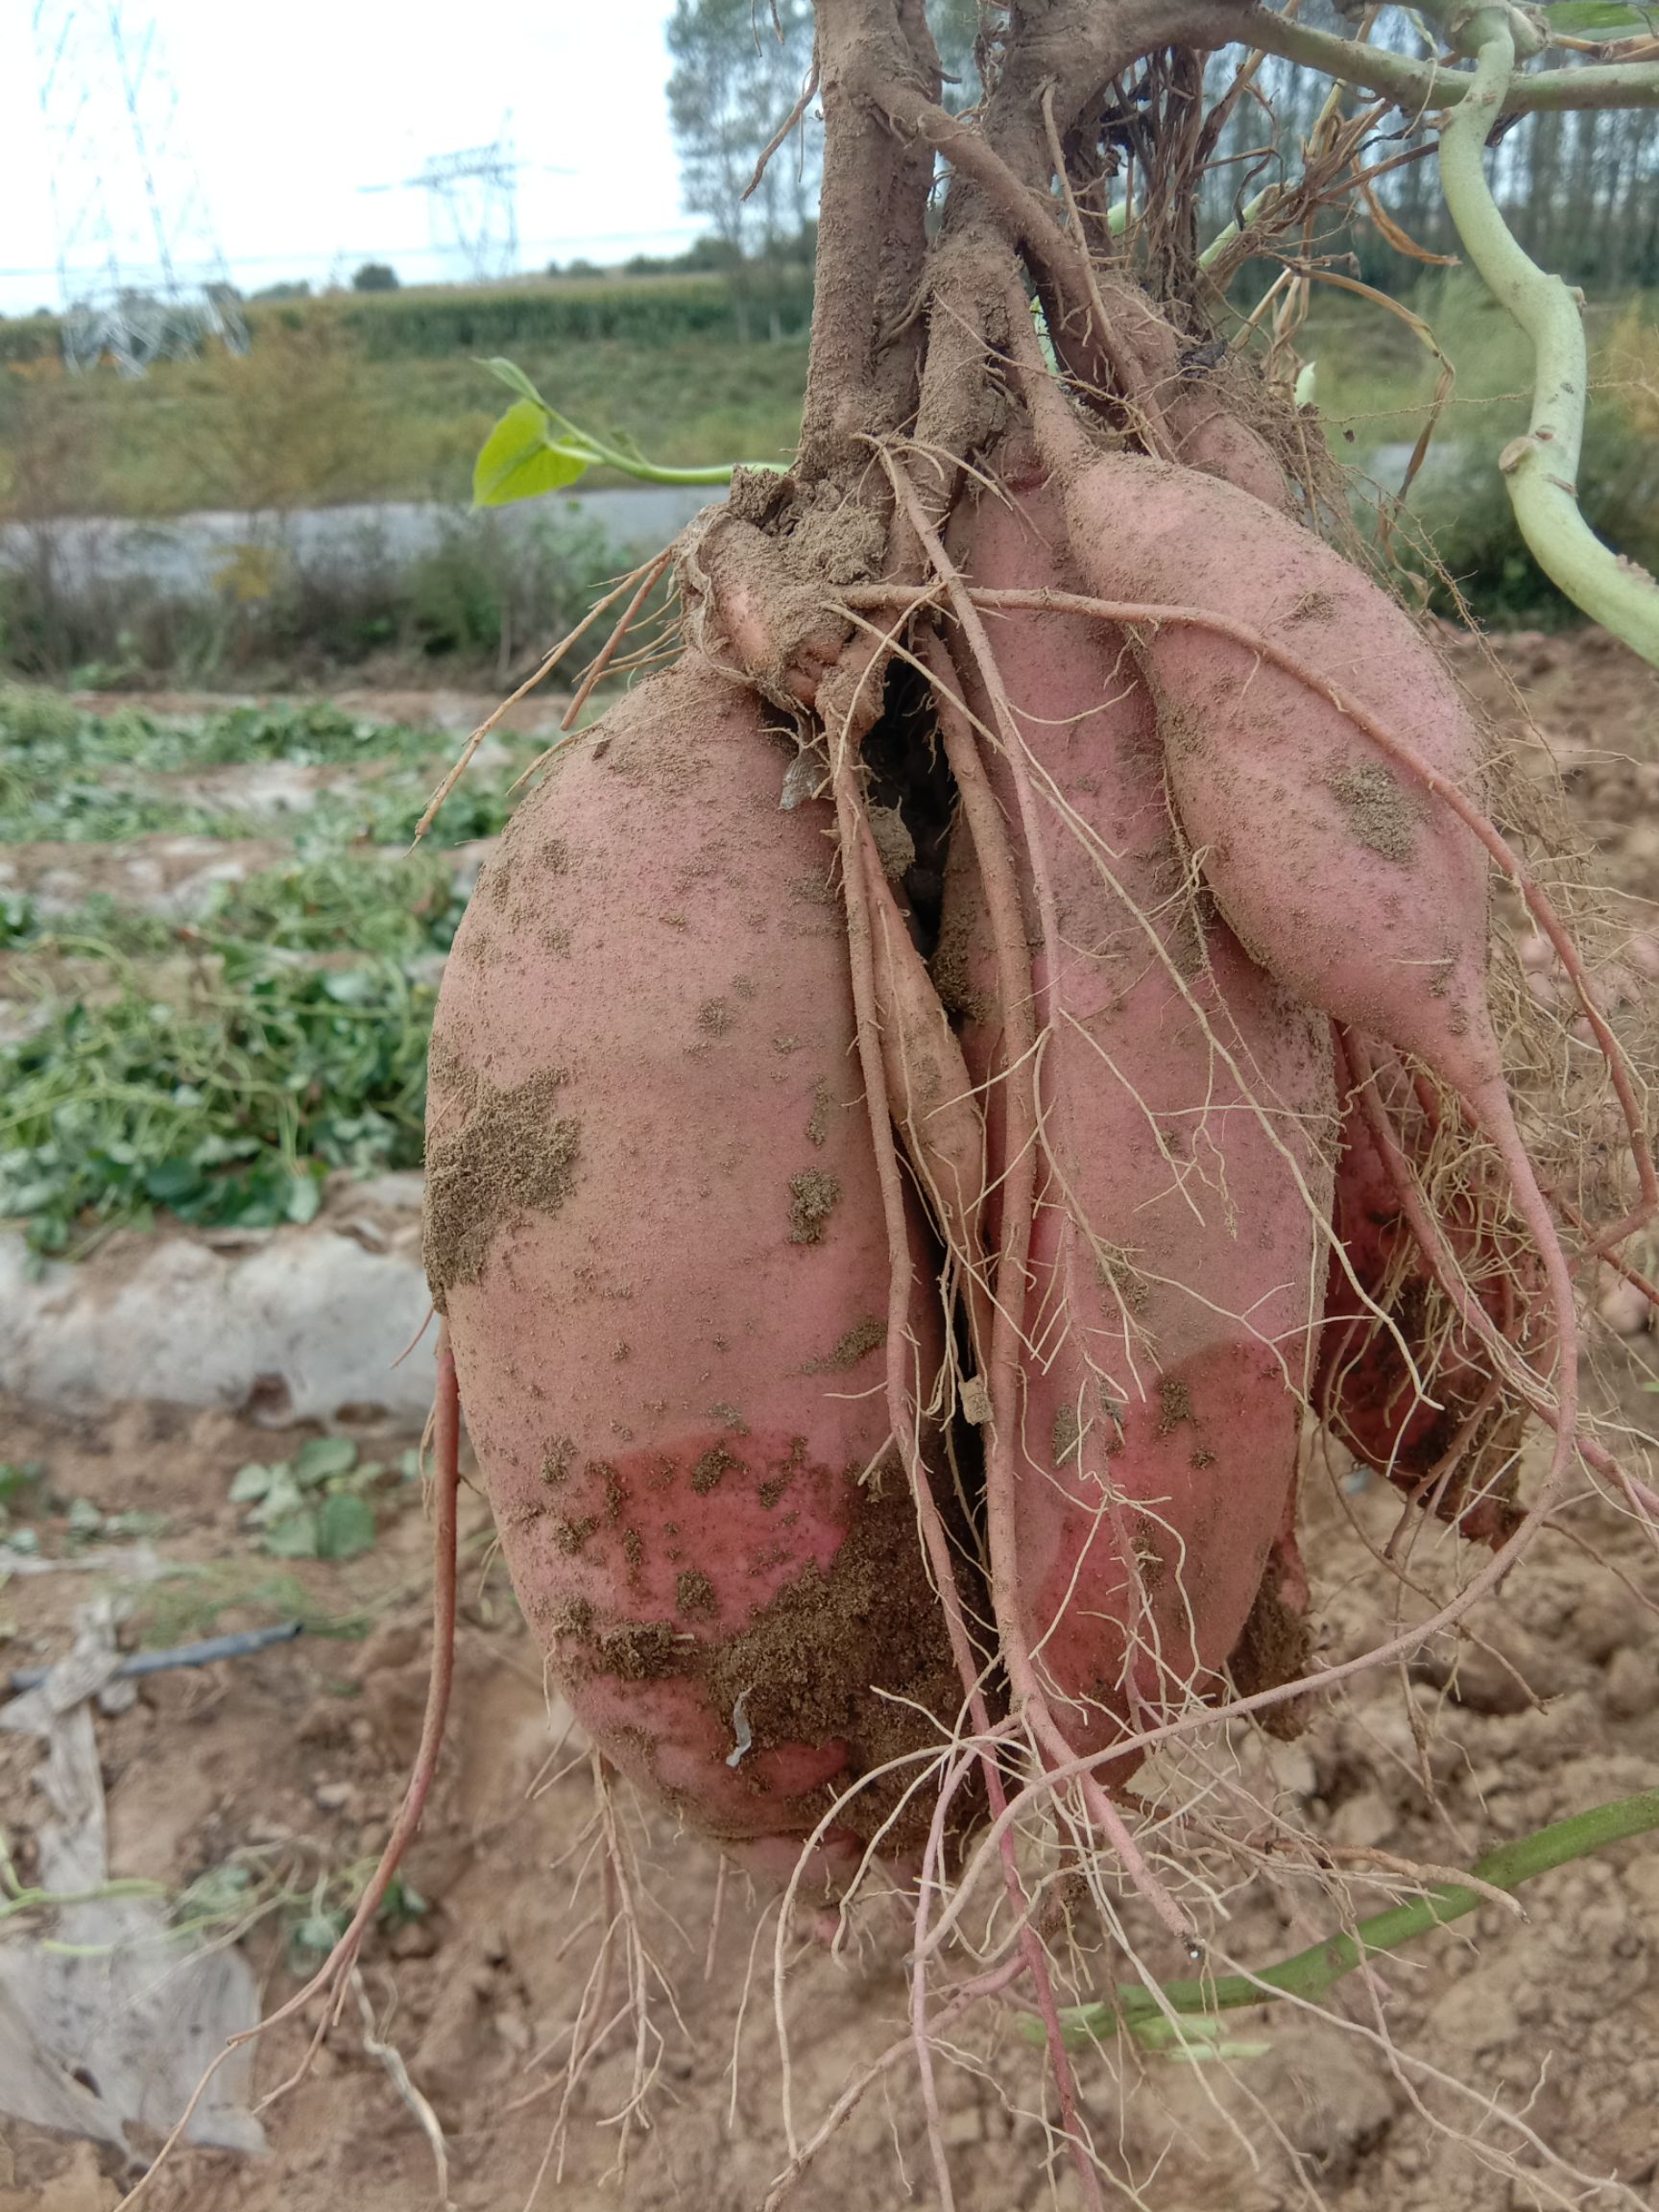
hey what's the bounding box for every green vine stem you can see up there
[1025,1788,1659,2052]
[1436,10,1659,664]
[1238,11,1659,113]
[472,356,784,509]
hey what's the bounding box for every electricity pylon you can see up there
[362,133,524,284]
[31,0,248,374]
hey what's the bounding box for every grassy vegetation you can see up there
[0,948,435,1253]
[0,686,532,849]
[0,687,545,1255]
[0,284,811,518]
[1308,277,1659,621]
[3,269,1653,644]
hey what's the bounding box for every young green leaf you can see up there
[473,399,592,508]
[289,1910,346,1963]
[0,1462,45,1506]
[484,355,552,411]
[284,1168,325,1225]
[228,1462,276,1504]
[249,1467,305,1526]
[316,1491,376,1561]
[294,1436,359,1486]
[262,1507,322,1559]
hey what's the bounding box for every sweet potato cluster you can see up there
[423,357,1589,1886]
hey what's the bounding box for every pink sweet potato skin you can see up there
[1315,1040,1526,1545]
[1166,389,1295,516]
[423,655,955,1878]
[944,458,1334,1753]
[1060,452,1499,1102]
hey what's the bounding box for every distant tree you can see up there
[929,0,981,107]
[665,1,981,279]
[350,262,400,293]
[252,279,312,302]
[666,0,818,266]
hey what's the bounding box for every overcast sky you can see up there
[0,1,699,317]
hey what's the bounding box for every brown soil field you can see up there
[3,627,1657,2212]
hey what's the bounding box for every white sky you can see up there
[0,2,698,317]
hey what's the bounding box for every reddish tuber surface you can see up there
[940,454,1334,1758]
[423,655,958,1881]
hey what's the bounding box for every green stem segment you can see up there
[1238,12,1659,113]
[1029,1789,1659,2050]
[1435,12,1659,664]
[1199,186,1274,270]
[589,454,779,487]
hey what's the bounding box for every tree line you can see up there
[665,1,1659,295]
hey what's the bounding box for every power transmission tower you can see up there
[31,1,248,374]
[364,134,524,284]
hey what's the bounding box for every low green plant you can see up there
[0,946,432,1254]
[0,687,447,774]
[0,1459,46,1538]
[0,686,537,847]
[171,1845,427,1971]
[0,773,249,847]
[128,1562,373,1648]
[206,853,466,958]
[296,759,528,849]
[228,1438,419,1562]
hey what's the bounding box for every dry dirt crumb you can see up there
[691,1445,744,1495]
[677,1569,718,1618]
[804,1315,886,1374]
[1052,1405,1082,1466]
[421,1062,580,1303]
[806,1077,836,1147]
[788,1169,841,1244]
[1329,759,1417,864]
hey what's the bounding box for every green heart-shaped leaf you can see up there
[316,1490,376,1561]
[473,399,593,508]
[295,1435,359,1486]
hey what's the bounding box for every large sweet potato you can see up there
[423,655,957,1880]
[940,453,1334,1758]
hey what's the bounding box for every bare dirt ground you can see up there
[3,629,1658,2212]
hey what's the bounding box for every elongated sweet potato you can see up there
[1059,451,1500,1111]
[942,454,1334,1758]
[423,655,957,1881]
[1051,447,1589,1529]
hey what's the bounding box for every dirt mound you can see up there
[3,1336,1656,2209]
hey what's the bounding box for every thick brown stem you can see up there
[983,2,1248,189]
[799,0,939,478]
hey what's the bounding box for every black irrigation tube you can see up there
[7,1620,303,1694]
